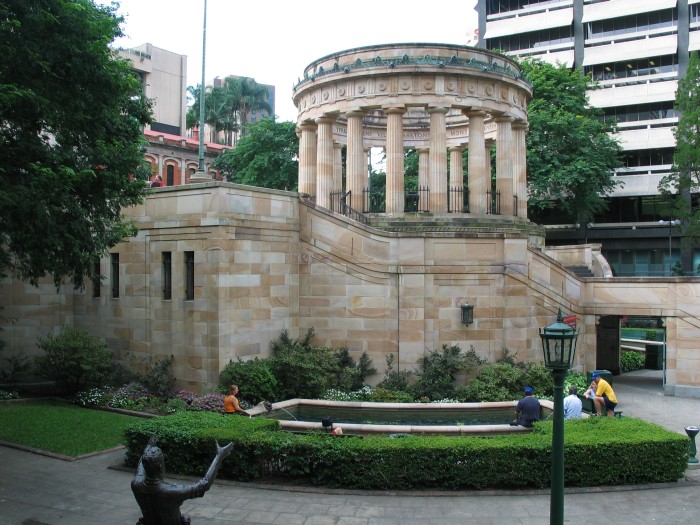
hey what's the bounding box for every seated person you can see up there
[224,385,250,416]
[590,372,618,417]
[510,386,540,428]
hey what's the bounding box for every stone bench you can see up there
[578,394,623,418]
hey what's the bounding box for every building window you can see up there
[185,251,194,301]
[586,9,677,40]
[487,26,574,52]
[166,165,174,186]
[162,252,172,300]
[92,259,101,298]
[110,253,119,299]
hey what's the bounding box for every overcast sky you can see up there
[103,0,478,122]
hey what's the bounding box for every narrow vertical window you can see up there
[185,251,194,300]
[166,164,174,186]
[110,253,119,299]
[92,259,101,298]
[162,251,172,300]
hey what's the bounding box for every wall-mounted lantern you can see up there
[460,304,474,326]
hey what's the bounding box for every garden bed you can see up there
[123,410,688,491]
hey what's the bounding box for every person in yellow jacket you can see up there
[590,372,618,417]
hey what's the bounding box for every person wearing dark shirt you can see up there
[510,386,541,428]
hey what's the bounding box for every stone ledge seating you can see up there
[578,394,623,418]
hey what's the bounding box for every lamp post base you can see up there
[686,426,699,464]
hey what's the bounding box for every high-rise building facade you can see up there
[118,43,188,136]
[477,0,700,276]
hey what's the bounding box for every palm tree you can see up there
[238,77,272,135]
[186,76,271,144]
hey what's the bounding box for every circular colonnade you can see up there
[293,43,533,219]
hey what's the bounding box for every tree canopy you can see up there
[520,58,623,224]
[659,51,700,249]
[186,76,271,146]
[213,118,298,190]
[0,0,152,288]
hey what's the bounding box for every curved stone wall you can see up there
[293,43,532,218]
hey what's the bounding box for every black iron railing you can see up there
[487,190,501,215]
[448,186,470,213]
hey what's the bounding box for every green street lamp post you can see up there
[686,426,699,463]
[539,309,579,525]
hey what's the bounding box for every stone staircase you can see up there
[567,265,595,278]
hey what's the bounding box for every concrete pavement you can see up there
[0,370,698,525]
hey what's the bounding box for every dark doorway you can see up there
[596,315,620,375]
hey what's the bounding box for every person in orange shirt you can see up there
[223,385,250,416]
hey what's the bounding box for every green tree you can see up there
[520,58,623,225]
[233,76,272,136]
[187,76,271,145]
[35,326,114,395]
[213,118,298,190]
[0,0,152,288]
[659,51,700,251]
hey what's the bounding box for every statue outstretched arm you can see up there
[199,440,234,491]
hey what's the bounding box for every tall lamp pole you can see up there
[658,219,680,275]
[191,0,209,183]
[540,309,578,525]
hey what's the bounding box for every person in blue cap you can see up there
[510,386,541,427]
[589,371,618,416]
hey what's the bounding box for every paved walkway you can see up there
[1,370,699,525]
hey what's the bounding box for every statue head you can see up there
[141,445,166,480]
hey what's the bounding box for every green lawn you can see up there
[0,399,143,457]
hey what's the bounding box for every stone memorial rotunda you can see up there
[293,43,531,219]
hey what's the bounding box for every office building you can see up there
[477,0,700,276]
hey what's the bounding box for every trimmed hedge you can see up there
[123,412,688,490]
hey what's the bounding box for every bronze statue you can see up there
[131,434,234,525]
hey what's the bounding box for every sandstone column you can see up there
[315,116,335,209]
[417,147,429,189]
[428,107,449,213]
[333,142,343,210]
[495,116,514,216]
[465,110,487,215]
[485,138,494,213]
[385,107,406,214]
[512,121,528,219]
[297,121,317,197]
[346,110,365,212]
[449,146,464,212]
[363,147,371,212]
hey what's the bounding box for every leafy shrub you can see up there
[564,371,591,393]
[621,351,645,372]
[465,362,525,401]
[173,390,198,405]
[140,356,175,399]
[34,326,114,395]
[0,351,31,389]
[0,389,18,400]
[268,329,342,400]
[333,347,377,391]
[523,363,554,398]
[73,387,110,407]
[218,358,278,404]
[123,412,688,490]
[410,344,484,401]
[363,387,414,403]
[108,383,151,411]
[376,353,412,392]
[189,393,226,413]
